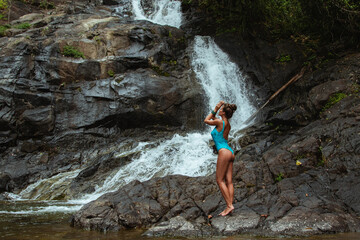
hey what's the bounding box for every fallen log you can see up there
[244,66,307,124]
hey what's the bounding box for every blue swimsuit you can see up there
[211,120,234,155]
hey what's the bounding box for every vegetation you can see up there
[0,23,9,35]
[0,0,8,10]
[182,0,360,45]
[275,173,284,182]
[62,45,85,59]
[13,22,31,29]
[321,92,348,113]
[276,54,292,63]
[107,69,114,77]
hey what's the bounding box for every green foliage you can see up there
[321,93,348,113]
[14,22,31,29]
[93,35,103,44]
[276,54,292,63]
[0,0,7,10]
[62,45,85,59]
[297,0,360,43]
[275,173,284,182]
[107,69,114,77]
[0,23,10,36]
[182,0,360,45]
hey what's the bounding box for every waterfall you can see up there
[131,0,182,28]
[11,0,255,212]
[192,36,255,131]
[76,37,255,202]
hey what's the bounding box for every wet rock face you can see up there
[0,4,204,192]
[2,1,360,238]
[71,53,360,237]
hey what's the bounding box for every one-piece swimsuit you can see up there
[211,120,234,155]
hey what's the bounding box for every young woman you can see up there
[204,100,237,216]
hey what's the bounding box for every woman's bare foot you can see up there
[219,206,234,216]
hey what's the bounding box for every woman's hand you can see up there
[204,100,224,125]
[215,100,225,112]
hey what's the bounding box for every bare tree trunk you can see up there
[244,66,308,124]
[7,0,12,24]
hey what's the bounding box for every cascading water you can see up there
[192,36,255,130]
[7,0,255,213]
[131,0,182,28]
[84,35,256,201]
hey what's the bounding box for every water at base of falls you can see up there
[0,205,359,240]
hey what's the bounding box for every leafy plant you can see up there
[0,0,8,10]
[107,69,114,77]
[0,24,10,36]
[275,173,284,182]
[62,45,85,59]
[13,22,31,29]
[276,54,292,63]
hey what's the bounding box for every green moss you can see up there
[275,173,284,182]
[107,69,115,77]
[62,45,85,59]
[0,24,10,36]
[14,22,31,29]
[321,92,347,113]
[276,54,292,63]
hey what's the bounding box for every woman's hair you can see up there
[223,103,237,119]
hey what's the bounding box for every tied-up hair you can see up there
[223,103,237,119]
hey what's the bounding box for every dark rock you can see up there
[0,173,11,192]
[71,52,360,237]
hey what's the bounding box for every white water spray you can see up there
[192,36,255,130]
[131,0,182,28]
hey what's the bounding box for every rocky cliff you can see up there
[0,0,204,195]
[0,0,359,238]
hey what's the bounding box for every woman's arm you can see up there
[204,101,224,126]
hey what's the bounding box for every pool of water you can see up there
[0,201,359,240]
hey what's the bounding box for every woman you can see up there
[204,100,237,216]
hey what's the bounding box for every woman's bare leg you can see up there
[216,150,234,216]
[223,157,234,215]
